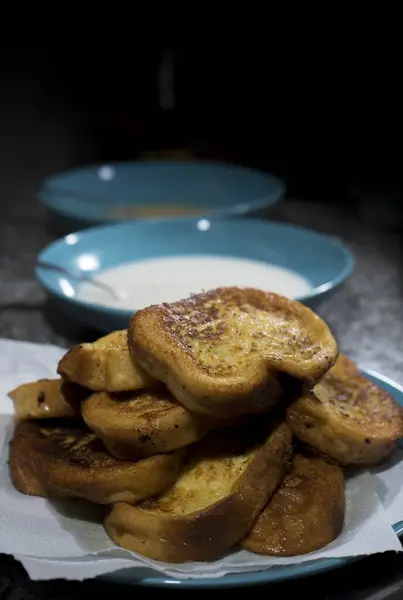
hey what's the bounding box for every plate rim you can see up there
[35,217,354,316]
[38,160,286,225]
[102,368,403,588]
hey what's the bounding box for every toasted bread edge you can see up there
[104,421,293,561]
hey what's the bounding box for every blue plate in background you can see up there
[36,217,354,332]
[38,161,285,227]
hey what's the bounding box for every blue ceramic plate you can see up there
[38,161,285,227]
[36,218,354,332]
[103,369,403,588]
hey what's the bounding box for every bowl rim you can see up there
[36,217,354,316]
[37,160,286,224]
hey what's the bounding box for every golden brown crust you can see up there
[82,388,220,459]
[286,354,403,465]
[241,454,344,556]
[129,287,338,418]
[104,421,293,562]
[57,330,155,392]
[8,379,87,420]
[9,421,184,505]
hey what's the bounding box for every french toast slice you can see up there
[9,420,184,505]
[8,378,88,420]
[129,287,338,418]
[242,453,344,556]
[82,388,221,460]
[104,420,293,562]
[286,354,403,465]
[58,330,155,392]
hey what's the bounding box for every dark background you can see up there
[0,37,400,215]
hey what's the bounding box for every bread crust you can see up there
[8,378,87,420]
[9,421,184,505]
[286,355,403,465]
[104,421,293,561]
[129,287,338,418]
[242,453,345,555]
[82,388,221,459]
[58,330,155,392]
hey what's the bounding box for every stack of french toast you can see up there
[7,287,403,562]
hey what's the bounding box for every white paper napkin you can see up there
[0,339,401,581]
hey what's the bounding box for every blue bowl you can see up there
[38,161,285,228]
[36,218,354,332]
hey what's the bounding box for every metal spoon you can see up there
[36,260,127,301]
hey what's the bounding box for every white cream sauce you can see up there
[76,255,313,310]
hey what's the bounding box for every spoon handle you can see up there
[36,260,122,300]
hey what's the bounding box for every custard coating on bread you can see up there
[58,330,155,392]
[83,388,222,459]
[129,287,338,418]
[242,453,344,555]
[105,420,293,561]
[286,354,403,465]
[8,378,87,420]
[9,420,184,505]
